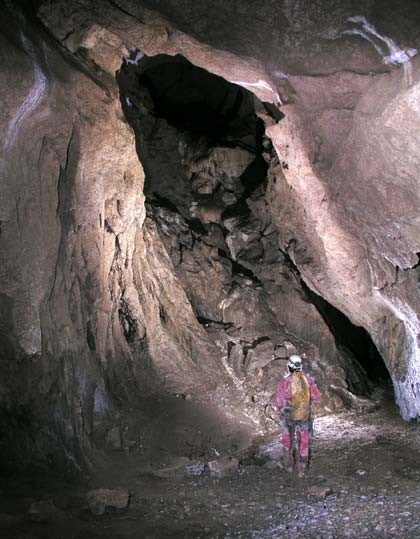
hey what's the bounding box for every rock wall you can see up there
[1,0,420,472]
[118,54,368,417]
[111,0,420,419]
[0,3,243,472]
[0,4,150,470]
[265,55,420,420]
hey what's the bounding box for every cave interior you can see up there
[1,1,420,537]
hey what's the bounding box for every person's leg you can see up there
[298,429,310,460]
[281,429,291,451]
[281,426,294,472]
[296,428,310,477]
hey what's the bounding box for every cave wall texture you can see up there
[1,0,420,471]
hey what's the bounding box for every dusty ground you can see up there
[1,389,420,539]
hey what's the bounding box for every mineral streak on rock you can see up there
[341,15,418,85]
[3,32,47,152]
[344,16,418,67]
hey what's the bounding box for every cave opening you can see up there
[119,53,260,145]
[306,285,392,389]
[117,51,393,413]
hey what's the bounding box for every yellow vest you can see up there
[291,372,311,421]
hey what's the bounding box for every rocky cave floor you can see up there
[1,389,420,539]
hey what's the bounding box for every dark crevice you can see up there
[231,260,262,285]
[107,0,145,24]
[241,155,268,199]
[159,303,168,324]
[148,192,179,212]
[279,247,391,388]
[247,336,271,348]
[262,101,285,122]
[197,316,234,330]
[86,320,96,352]
[306,286,391,383]
[187,218,208,236]
[217,249,262,285]
[119,299,138,344]
[221,201,251,223]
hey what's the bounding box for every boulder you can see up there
[308,486,334,499]
[105,426,122,450]
[208,457,239,478]
[28,499,58,523]
[86,488,130,516]
[152,457,192,478]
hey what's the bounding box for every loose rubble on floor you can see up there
[0,398,419,539]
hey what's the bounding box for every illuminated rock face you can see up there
[117,52,370,416]
[1,0,420,470]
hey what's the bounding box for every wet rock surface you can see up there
[1,398,419,538]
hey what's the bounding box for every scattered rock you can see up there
[263,460,281,470]
[184,462,206,476]
[152,457,192,478]
[255,439,283,464]
[105,426,122,450]
[28,499,58,523]
[308,486,333,499]
[208,457,239,478]
[86,488,130,516]
[0,513,20,525]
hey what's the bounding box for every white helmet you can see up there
[288,354,303,372]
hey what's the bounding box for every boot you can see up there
[298,456,309,478]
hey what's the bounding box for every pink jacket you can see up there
[275,373,321,411]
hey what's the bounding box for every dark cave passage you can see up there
[134,55,250,138]
[306,287,391,388]
[120,52,259,145]
[280,246,393,396]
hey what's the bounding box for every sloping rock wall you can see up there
[0,4,242,471]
